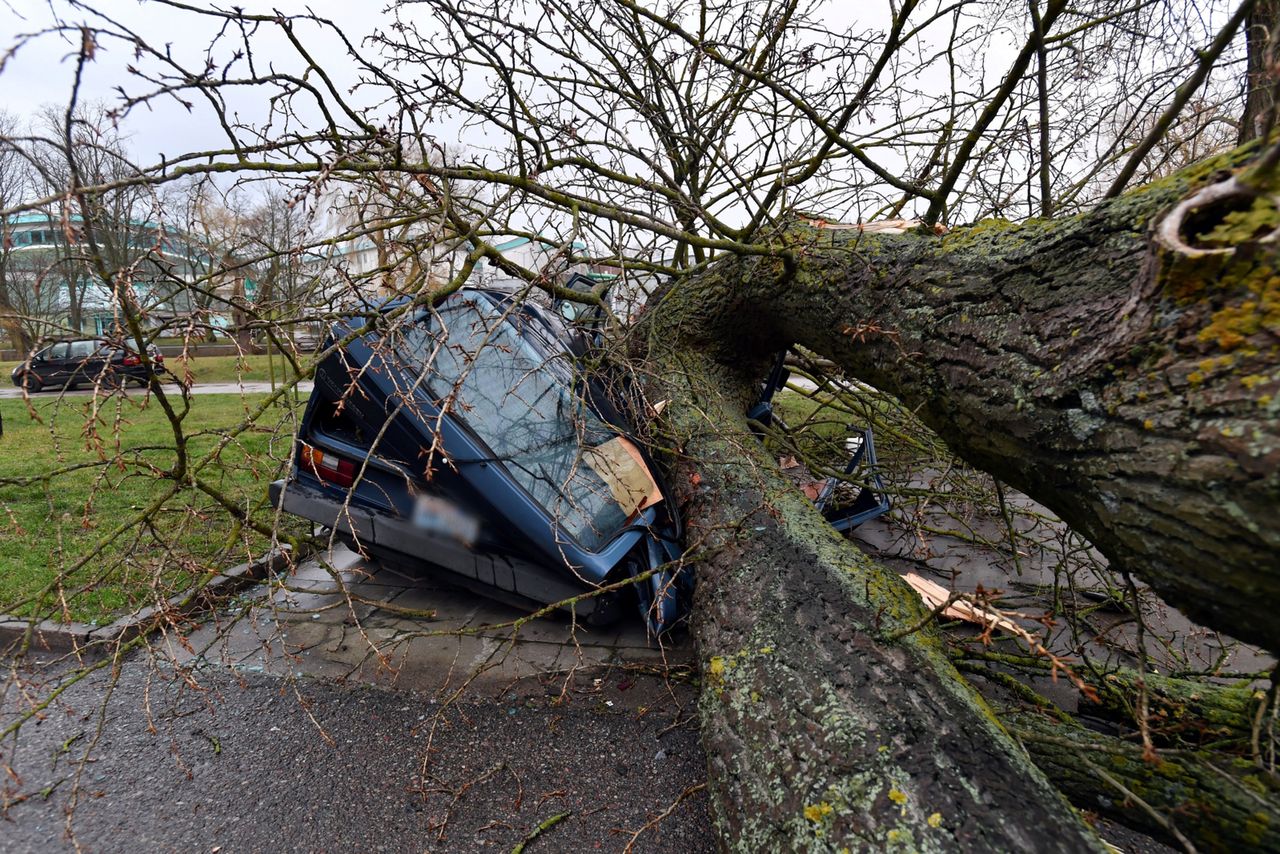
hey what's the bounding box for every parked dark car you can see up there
[271,287,890,634]
[270,288,690,633]
[10,339,165,392]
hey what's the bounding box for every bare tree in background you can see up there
[1,1,1278,850]
[0,112,35,351]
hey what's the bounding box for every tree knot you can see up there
[1157,175,1280,258]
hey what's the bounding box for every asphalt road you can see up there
[0,381,313,400]
[0,659,712,853]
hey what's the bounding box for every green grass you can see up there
[0,393,300,623]
[163,352,312,385]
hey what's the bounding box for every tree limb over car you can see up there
[0,1,1276,851]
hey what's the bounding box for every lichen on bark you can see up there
[632,142,1280,849]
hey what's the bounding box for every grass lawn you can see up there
[162,351,312,385]
[0,392,301,623]
[1,352,312,388]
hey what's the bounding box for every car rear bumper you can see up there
[269,479,621,621]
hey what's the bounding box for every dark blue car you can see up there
[271,286,890,634]
[270,287,689,633]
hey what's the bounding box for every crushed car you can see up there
[271,286,888,634]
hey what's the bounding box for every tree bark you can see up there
[655,143,1280,653]
[1081,669,1264,750]
[1241,0,1280,145]
[959,655,1279,848]
[0,272,30,352]
[1011,711,1280,852]
[644,355,1105,851]
[640,144,1280,849]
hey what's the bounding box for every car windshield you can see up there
[398,295,660,551]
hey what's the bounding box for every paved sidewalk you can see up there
[1,548,708,852]
[162,545,693,697]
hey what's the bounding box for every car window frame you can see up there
[67,340,97,360]
[398,296,637,552]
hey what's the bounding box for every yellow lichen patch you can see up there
[1200,300,1261,350]
[1242,374,1268,390]
[707,656,727,684]
[1196,195,1280,248]
[888,788,908,806]
[1188,371,1205,385]
[804,801,834,823]
[1197,273,1280,351]
[1143,418,1155,431]
[927,812,944,828]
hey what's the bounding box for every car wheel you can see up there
[20,373,43,393]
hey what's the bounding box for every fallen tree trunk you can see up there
[956,654,1279,847]
[1011,711,1280,851]
[646,355,1105,851]
[655,143,1280,652]
[1081,670,1268,751]
[639,144,1280,848]
[956,650,1270,751]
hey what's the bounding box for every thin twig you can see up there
[511,811,571,854]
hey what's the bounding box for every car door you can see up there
[37,342,71,384]
[88,341,116,384]
[64,340,99,386]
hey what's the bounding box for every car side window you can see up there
[67,341,96,359]
[47,343,70,360]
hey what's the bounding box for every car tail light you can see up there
[122,355,141,366]
[300,444,356,487]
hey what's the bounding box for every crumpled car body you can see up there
[270,287,689,633]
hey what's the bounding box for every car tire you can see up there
[20,373,43,393]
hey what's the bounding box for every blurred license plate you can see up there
[412,494,480,545]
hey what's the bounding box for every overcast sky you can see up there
[0,0,1242,232]
[1,1,400,164]
[0,1,908,167]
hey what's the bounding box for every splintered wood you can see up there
[901,572,1021,635]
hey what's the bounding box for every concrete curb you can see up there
[0,548,295,659]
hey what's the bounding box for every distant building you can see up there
[2,211,233,340]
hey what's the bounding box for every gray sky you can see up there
[1,1,397,164]
[0,0,903,170]
[0,0,1241,230]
